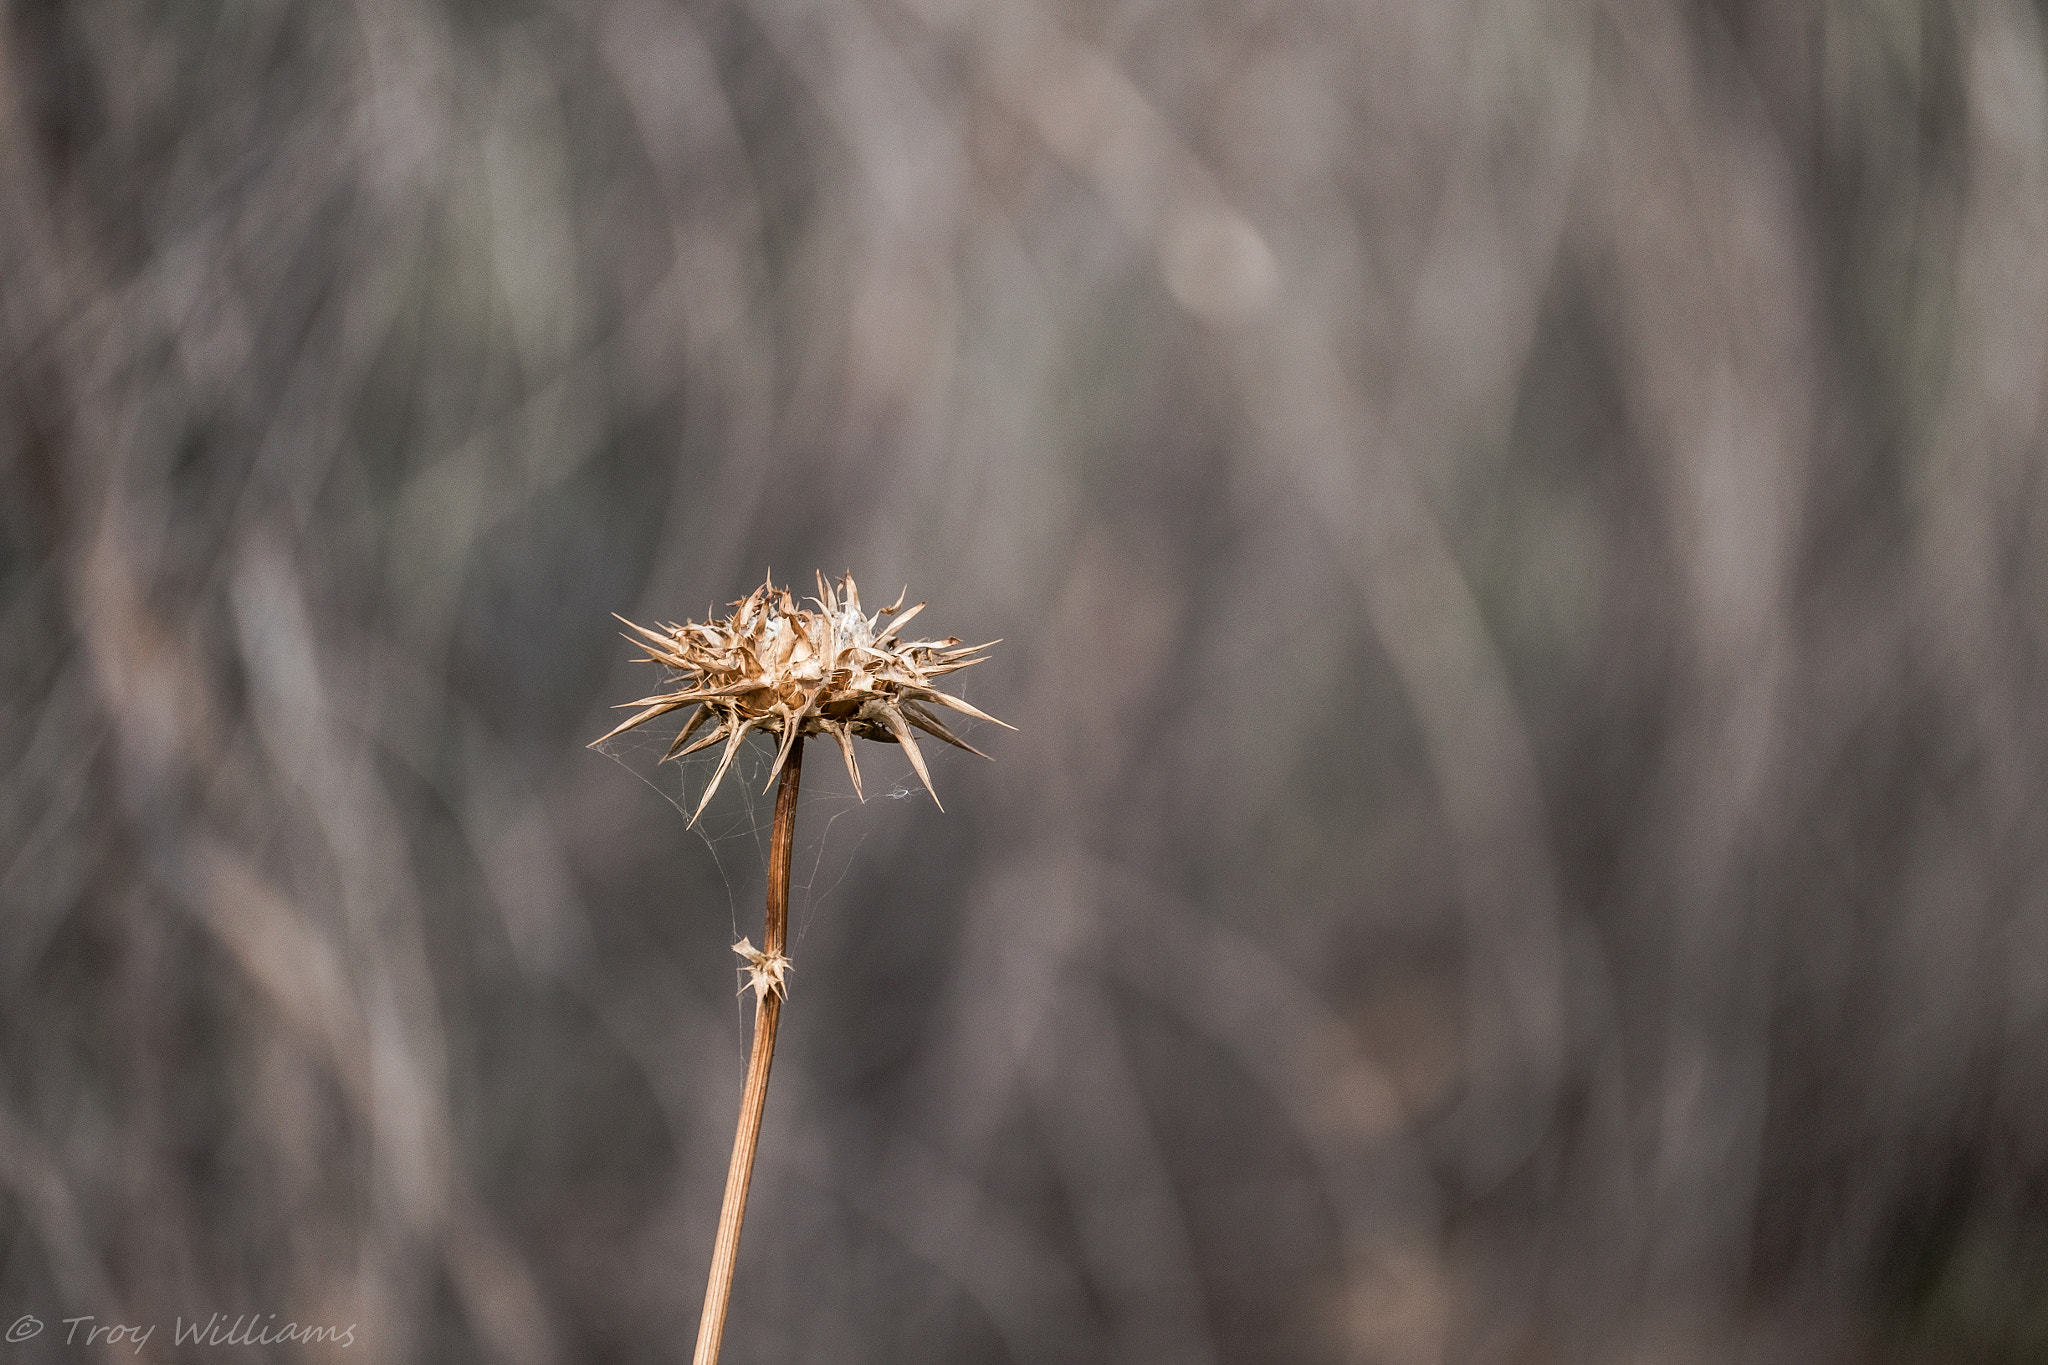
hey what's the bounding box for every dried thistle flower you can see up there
[593,573,1007,1365]
[592,571,1010,821]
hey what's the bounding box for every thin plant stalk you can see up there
[692,735,803,1365]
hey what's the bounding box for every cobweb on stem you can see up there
[589,717,977,989]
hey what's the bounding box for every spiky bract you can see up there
[593,573,1009,822]
[731,938,790,1003]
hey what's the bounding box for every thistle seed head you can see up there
[593,572,1011,822]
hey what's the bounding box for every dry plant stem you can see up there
[691,736,803,1365]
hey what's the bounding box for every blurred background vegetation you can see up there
[5,0,2048,1361]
